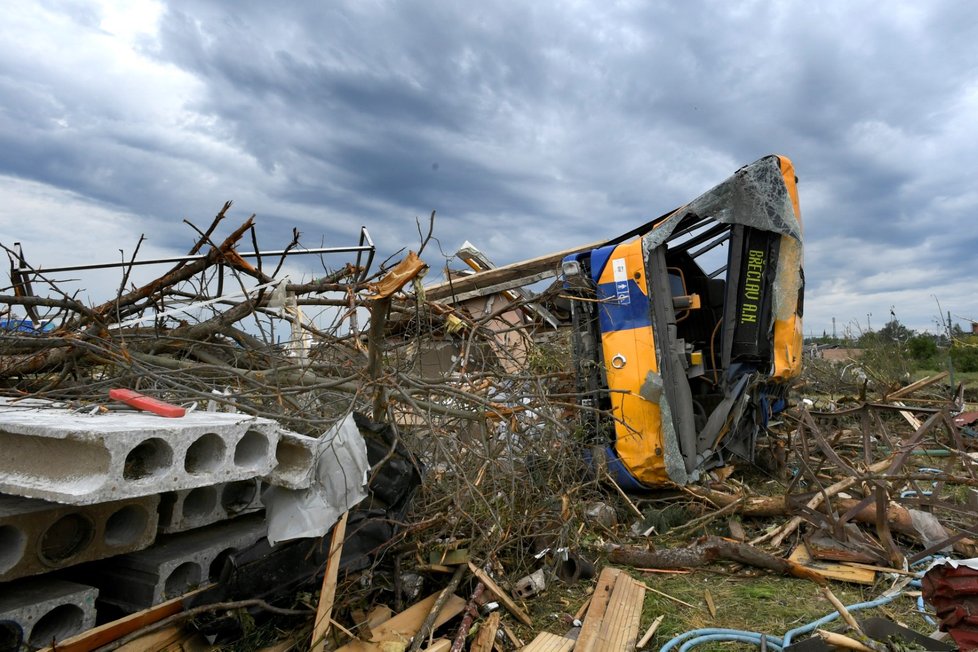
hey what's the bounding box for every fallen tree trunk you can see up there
[608,536,826,584]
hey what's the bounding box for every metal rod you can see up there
[687,231,731,259]
[665,215,712,242]
[355,227,375,282]
[708,264,728,279]
[20,243,374,275]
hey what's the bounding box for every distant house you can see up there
[816,346,864,362]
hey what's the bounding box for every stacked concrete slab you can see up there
[157,478,263,534]
[0,398,338,646]
[0,402,281,504]
[0,577,97,649]
[80,513,268,611]
[0,493,159,582]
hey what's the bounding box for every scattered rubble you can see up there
[0,203,975,652]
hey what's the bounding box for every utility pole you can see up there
[866,313,872,332]
[947,310,955,394]
[832,317,836,340]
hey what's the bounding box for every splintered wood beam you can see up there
[468,611,500,652]
[637,615,665,650]
[335,592,467,652]
[467,562,533,627]
[424,241,603,301]
[884,370,949,400]
[787,545,876,585]
[311,512,349,652]
[437,270,556,304]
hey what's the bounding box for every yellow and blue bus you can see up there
[563,154,804,488]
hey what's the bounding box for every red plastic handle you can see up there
[109,389,186,418]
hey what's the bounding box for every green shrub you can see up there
[908,334,937,363]
[952,345,978,373]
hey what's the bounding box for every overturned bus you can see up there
[562,154,804,488]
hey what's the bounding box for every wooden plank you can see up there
[470,611,500,652]
[573,595,592,621]
[37,585,213,652]
[366,604,394,630]
[467,562,533,627]
[519,631,575,652]
[894,401,924,430]
[424,639,452,652]
[593,575,628,651]
[788,545,876,585]
[575,566,622,652]
[442,270,556,304]
[885,371,949,400]
[424,241,603,301]
[352,604,394,640]
[311,511,349,652]
[500,622,524,649]
[595,573,645,652]
[335,593,467,652]
[628,578,647,651]
[838,561,916,576]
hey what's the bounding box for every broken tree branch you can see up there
[608,536,827,585]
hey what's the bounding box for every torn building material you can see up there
[185,414,420,625]
[924,559,978,650]
[453,241,559,328]
[263,413,369,545]
[267,428,331,490]
[0,401,280,505]
[0,493,159,582]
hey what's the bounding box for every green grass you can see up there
[514,566,927,651]
[912,368,978,384]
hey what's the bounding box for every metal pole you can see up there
[948,310,956,394]
[20,244,374,275]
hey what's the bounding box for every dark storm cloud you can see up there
[137,0,568,252]
[1,0,978,331]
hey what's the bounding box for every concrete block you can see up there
[84,513,266,611]
[266,428,320,489]
[266,417,368,492]
[157,479,262,534]
[0,493,159,582]
[0,401,280,505]
[0,578,97,649]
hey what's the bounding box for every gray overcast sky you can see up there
[1,1,976,336]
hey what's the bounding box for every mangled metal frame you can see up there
[565,155,804,487]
